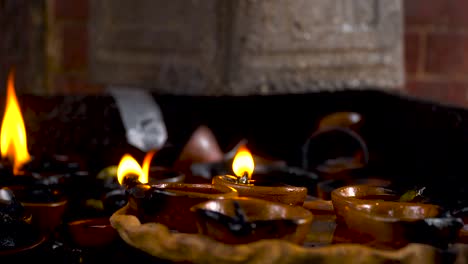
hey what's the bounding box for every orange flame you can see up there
[232,145,254,180]
[0,71,31,175]
[116,151,156,185]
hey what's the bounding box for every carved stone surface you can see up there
[89,0,404,95]
[89,0,221,95]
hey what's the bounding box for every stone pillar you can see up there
[89,0,404,95]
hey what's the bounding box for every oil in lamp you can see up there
[212,145,307,206]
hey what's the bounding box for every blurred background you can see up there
[0,0,468,106]
[0,1,432,96]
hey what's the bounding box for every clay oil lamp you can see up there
[0,187,46,256]
[302,112,369,184]
[186,138,318,192]
[331,185,463,248]
[190,197,313,245]
[20,154,89,205]
[316,178,391,200]
[212,145,307,206]
[9,152,89,223]
[120,151,186,185]
[62,153,183,248]
[117,153,238,233]
[5,185,67,235]
[0,72,86,185]
[302,127,368,182]
[96,150,186,215]
[0,72,67,234]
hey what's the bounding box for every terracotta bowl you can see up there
[7,185,68,234]
[330,185,452,247]
[212,175,307,206]
[331,185,440,223]
[316,178,391,200]
[98,166,185,214]
[345,203,441,245]
[127,183,238,233]
[22,200,68,234]
[67,217,119,248]
[190,197,313,245]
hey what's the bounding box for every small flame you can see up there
[116,151,156,185]
[0,71,31,175]
[117,154,144,184]
[232,145,254,180]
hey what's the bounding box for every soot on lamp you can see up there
[0,187,40,250]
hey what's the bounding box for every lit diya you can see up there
[96,151,186,215]
[117,153,238,233]
[0,71,67,234]
[0,71,86,184]
[212,145,307,206]
[64,152,183,247]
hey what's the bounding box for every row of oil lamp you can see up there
[0,71,314,252]
[0,69,467,257]
[112,146,466,248]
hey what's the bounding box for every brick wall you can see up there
[404,0,468,107]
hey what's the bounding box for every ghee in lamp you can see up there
[212,146,307,206]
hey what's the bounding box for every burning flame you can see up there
[0,71,31,175]
[232,145,254,180]
[116,151,155,185]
